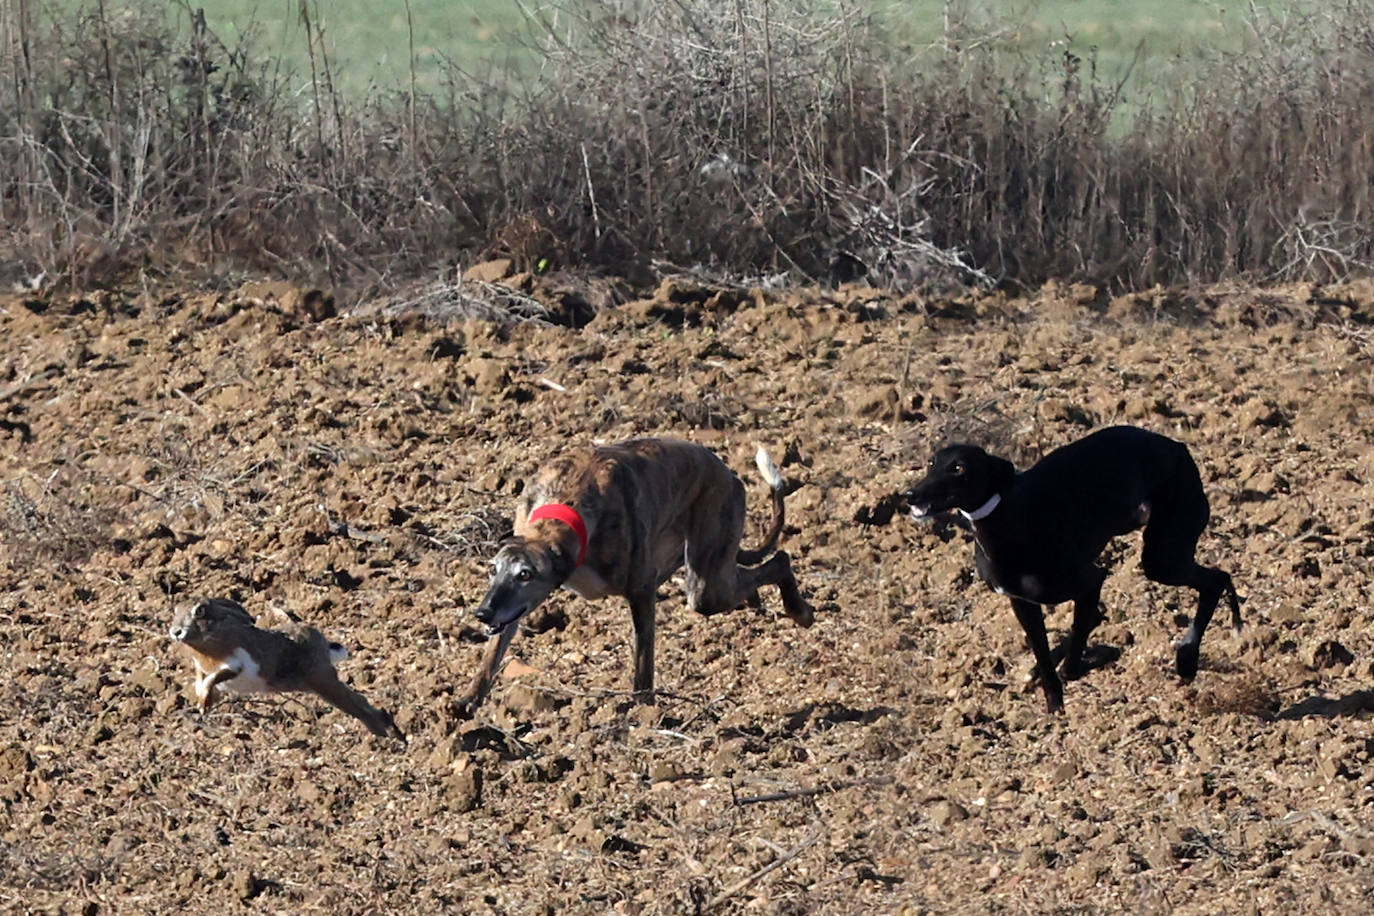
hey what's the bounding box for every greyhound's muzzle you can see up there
[475,602,524,637]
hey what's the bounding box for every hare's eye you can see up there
[517,569,533,582]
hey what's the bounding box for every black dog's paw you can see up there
[1062,645,1122,680]
[854,493,903,526]
[1176,643,1200,681]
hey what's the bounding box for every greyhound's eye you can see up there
[951,462,966,475]
[517,569,532,582]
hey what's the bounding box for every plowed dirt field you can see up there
[2,274,1373,913]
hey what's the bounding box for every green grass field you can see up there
[186,0,528,91]
[139,0,1299,97]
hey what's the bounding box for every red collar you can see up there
[528,504,588,568]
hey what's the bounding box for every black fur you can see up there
[903,425,1241,714]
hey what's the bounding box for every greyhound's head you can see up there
[474,538,575,636]
[903,444,1015,519]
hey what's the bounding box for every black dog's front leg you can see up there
[1010,597,1064,714]
[1063,567,1109,679]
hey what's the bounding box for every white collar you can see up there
[959,492,1001,521]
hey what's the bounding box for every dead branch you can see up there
[735,775,895,806]
[705,823,823,911]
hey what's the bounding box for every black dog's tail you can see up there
[737,446,787,565]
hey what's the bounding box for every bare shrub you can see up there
[3,1,1374,297]
[0,472,119,568]
[425,506,510,559]
[371,279,550,324]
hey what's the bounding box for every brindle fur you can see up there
[459,438,813,717]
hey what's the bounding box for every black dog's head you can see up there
[902,444,1015,519]
[474,537,576,636]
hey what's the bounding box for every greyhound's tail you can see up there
[737,446,787,565]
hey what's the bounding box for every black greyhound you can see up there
[902,425,1241,713]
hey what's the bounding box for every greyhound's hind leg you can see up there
[686,551,814,627]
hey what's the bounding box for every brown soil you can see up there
[3,274,1373,914]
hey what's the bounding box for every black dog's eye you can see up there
[951,462,966,475]
[517,569,532,582]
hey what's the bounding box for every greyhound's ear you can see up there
[548,543,578,579]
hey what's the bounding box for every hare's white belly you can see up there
[217,647,270,694]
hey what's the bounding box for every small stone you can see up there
[1051,760,1078,783]
[464,259,514,283]
[444,767,483,812]
[647,760,684,783]
[1308,639,1354,670]
[929,799,969,826]
[1271,602,1304,624]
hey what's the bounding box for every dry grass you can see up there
[3,1,1374,301]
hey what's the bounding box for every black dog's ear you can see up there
[987,454,1016,491]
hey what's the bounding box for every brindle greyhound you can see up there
[457,437,814,717]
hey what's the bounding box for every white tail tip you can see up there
[754,445,783,490]
[329,643,349,665]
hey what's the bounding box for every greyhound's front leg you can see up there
[628,589,656,705]
[455,624,517,719]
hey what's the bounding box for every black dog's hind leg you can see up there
[1140,489,1236,681]
[1147,557,1235,681]
[1010,597,1064,714]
